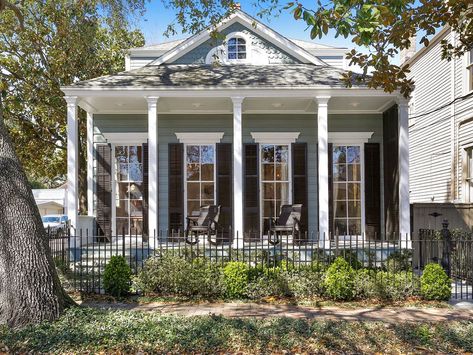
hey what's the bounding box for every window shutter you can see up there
[168,143,184,233]
[292,143,308,236]
[364,143,381,239]
[328,143,333,237]
[96,144,112,239]
[244,144,259,239]
[142,143,149,237]
[217,143,232,236]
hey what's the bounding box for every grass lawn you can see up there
[1,307,472,354]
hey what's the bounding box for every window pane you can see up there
[201,182,214,200]
[347,146,360,163]
[130,200,143,218]
[347,201,361,217]
[348,219,361,235]
[116,218,129,235]
[118,163,128,181]
[348,164,361,181]
[130,219,143,235]
[262,164,274,181]
[187,201,201,216]
[118,183,128,199]
[115,146,127,163]
[263,200,275,218]
[333,183,347,201]
[348,183,361,200]
[333,146,346,164]
[262,145,274,163]
[238,45,246,52]
[276,182,289,201]
[237,52,246,59]
[334,200,347,218]
[186,145,200,163]
[201,164,214,181]
[228,52,237,60]
[187,182,200,199]
[334,219,347,235]
[228,38,237,45]
[275,164,288,181]
[129,163,143,182]
[201,145,214,163]
[237,38,246,45]
[201,199,214,207]
[333,165,346,181]
[228,45,236,53]
[275,145,288,163]
[116,200,129,217]
[187,164,200,181]
[129,146,142,164]
[263,183,274,199]
[129,182,143,199]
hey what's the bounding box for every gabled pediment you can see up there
[149,10,326,66]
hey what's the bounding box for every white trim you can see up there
[86,112,94,216]
[175,132,224,144]
[328,132,374,144]
[102,132,148,144]
[232,96,244,245]
[398,102,410,241]
[205,31,253,65]
[149,10,325,66]
[65,96,79,233]
[251,132,300,144]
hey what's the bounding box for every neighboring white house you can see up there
[61,9,410,244]
[33,188,66,216]
[404,27,473,230]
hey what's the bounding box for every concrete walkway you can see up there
[81,301,473,323]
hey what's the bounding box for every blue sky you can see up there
[137,0,357,49]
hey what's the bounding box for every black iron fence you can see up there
[47,225,473,299]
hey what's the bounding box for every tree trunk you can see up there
[0,94,74,328]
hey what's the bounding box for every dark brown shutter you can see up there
[244,144,259,239]
[364,143,381,240]
[142,143,149,237]
[292,143,308,236]
[383,104,400,238]
[328,143,333,237]
[216,143,232,236]
[96,144,112,238]
[168,143,184,232]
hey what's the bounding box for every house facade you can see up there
[405,28,473,230]
[61,9,410,245]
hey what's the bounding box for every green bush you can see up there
[385,250,412,273]
[286,268,325,299]
[103,256,132,297]
[324,257,355,301]
[338,250,362,269]
[246,267,290,299]
[420,263,451,301]
[132,253,223,298]
[223,262,251,298]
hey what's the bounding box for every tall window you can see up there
[333,145,362,236]
[115,146,143,235]
[466,147,473,202]
[185,145,216,216]
[228,37,246,60]
[261,144,291,233]
[467,49,473,92]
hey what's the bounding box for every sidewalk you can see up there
[81,301,473,323]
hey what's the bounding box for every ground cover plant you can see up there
[131,251,450,303]
[0,307,472,354]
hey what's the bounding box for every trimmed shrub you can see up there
[385,250,412,273]
[103,256,132,297]
[223,262,251,298]
[246,267,290,299]
[324,257,355,301]
[132,254,223,298]
[420,263,451,301]
[286,268,325,299]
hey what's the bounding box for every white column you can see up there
[317,96,331,247]
[146,96,159,246]
[86,111,94,216]
[232,96,244,247]
[65,96,79,233]
[398,100,411,244]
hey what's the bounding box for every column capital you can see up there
[315,95,331,106]
[145,96,160,106]
[396,96,409,108]
[64,95,78,106]
[231,96,245,105]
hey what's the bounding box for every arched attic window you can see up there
[227,37,246,60]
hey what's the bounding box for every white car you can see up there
[42,215,68,237]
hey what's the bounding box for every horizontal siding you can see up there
[129,57,157,70]
[94,113,384,232]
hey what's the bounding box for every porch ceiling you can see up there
[79,95,395,115]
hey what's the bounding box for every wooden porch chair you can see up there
[185,205,221,245]
[268,204,303,245]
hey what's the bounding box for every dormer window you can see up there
[228,37,246,60]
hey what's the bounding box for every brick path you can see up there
[81,301,473,323]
